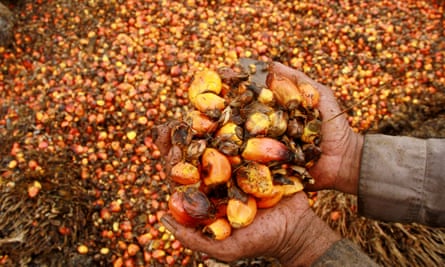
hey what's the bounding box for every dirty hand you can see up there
[269,62,364,195]
[161,192,340,266]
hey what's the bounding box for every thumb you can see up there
[160,214,207,249]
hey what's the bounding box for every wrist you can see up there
[277,207,341,267]
[335,132,364,195]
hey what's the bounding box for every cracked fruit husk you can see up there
[168,186,216,228]
[188,69,222,105]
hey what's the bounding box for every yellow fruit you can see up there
[188,69,222,105]
[213,122,244,156]
[158,65,324,233]
[227,196,257,228]
[193,92,226,118]
[245,112,270,136]
[214,122,244,146]
[203,218,232,240]
[257,88,274,105]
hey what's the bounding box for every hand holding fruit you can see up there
[153,62,327,237]
[268,62,364,194]
[153,61,357,265]
[161,192,341,266]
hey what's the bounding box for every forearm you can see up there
[359,134,445,227]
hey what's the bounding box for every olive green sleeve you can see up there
[311,239,378,267]
[358,134,445,227]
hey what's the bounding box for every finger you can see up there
[160,214,212,251]
[160,214,241,261]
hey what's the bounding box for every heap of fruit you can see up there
[153,62,322,240]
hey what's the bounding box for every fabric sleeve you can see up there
[311,239,378,267]
[358,134,445,227]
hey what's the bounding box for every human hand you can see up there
[161,191,341,266]
[269,62,364,194]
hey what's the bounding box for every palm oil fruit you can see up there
[301,119,322,144]
[245,112,270,136]
[170,161,200,185]
[168,186,215,227]
[241,137,293,163]
[266,72,303,110]
[236,162,274,198]
[193,92,226,119]
[188,69,222,106]
[214,122,244,146]
[203,218,232,240]
[268,110,288,137]
[201,148,232,186]
[257,88,274,105]
[298,82,320,109]
[185,110,218,136]
[227,196,257,228]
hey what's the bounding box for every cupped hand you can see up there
[269,62,364,194]
[161,192,340,266]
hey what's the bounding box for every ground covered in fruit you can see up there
[0,0,444,266]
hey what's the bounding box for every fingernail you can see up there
[160,215,177,234]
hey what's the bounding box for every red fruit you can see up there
[168,186,216,227]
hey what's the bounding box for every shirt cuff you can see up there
[311,239,377,267]
[358,134,445,226]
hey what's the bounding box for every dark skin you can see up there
[161,62,364,266]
